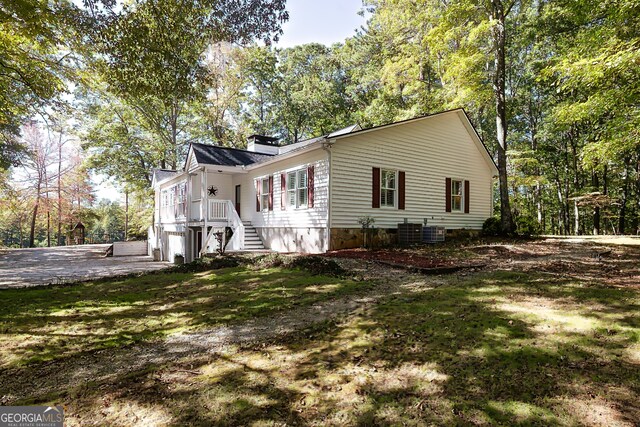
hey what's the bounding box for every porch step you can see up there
[242,221,265,250]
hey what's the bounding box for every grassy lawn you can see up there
[0,265,370,368]
[1,247,639,426]
[60,269,639,426]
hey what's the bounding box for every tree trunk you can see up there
[574,199,580,236]
[491,0,515,234]
[125,190,129,241]
[592,169,600,235]
[633,153,640,234]
[619,162,630,235]
[44,169,50,247]
[57,134,63,246]
[29,198,39,248]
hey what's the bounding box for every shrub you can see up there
[288,256,347,277]
[171,255,242,273]
[252,253,286,269]
[252,254,347,277]
[482,217,502,237]
[515,215,541,238]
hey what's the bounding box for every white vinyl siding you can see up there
[233,149,328,229]
[330,111,494,229]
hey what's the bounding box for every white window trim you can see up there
[380,169,397,208]
[260,177,270,211]
[451,178,464,212]
[287,168,309,210]
[191,174,202,202]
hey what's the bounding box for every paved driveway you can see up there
[0,244,170,289]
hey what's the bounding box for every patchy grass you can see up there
[44,268,640,426]
[0,266,370,367]
[2,241,640,426]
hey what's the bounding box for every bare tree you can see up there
[20,122,57,247]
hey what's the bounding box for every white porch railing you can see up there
[200,200,245,255]
[208,200,228,222]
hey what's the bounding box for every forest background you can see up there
[1,0,638,247]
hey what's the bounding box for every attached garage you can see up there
[162,230,186,263]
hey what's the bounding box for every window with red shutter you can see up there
[398,171,406,210]
[255,179,261,212]
[280,173,286,210]
[464,180,470,213]
[308,165,314,208]
[372,167,381,208]
[268,175,274,211]
[445,177,452,212]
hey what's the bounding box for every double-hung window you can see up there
[260,178,270,211]
[177,183,186,217]
[451,179,463,212]
[287,169,308,208]
[381,169,397,207]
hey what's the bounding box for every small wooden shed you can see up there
[69,222,86,245]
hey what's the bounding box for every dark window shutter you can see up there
[255,179,261,212]
[308,165,315,208]
[281,173,286,210]
[398,171,406,210]
[268,175,274,211]
[464,180,470,214]
[445,177,452,212]
[372,167,381,208]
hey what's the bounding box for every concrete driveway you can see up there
[0,244,170,289]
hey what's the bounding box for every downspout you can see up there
[322,139,335,252]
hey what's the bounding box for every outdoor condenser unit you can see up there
[423,226,446,243]
[397,223,423,245]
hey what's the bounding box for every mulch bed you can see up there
[324,248,486,274]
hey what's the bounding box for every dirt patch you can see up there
[325,248,463,269]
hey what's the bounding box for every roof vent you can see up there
[247,134,279,155]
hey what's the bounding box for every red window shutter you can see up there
[255,179,261,212]
[268,175,274,211]
[445,177,452,212]
[372,167,381,208]
[281,173,286,210]
[398,171,406,210]
[308,165,315,208]
[464,180,470,214]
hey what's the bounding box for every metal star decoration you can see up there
[208,185,218,197]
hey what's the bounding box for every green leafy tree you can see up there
[83,0,288,174]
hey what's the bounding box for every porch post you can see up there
[202,169,208,253]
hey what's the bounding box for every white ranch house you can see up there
[148,109,498,262]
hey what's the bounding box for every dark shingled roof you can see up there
[152,169,178,184]
[191,143,273,167]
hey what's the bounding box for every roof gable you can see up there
[331,109,498,176]
[151,169,178,187]
[187,143,274,169]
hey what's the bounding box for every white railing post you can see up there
[225,200,244,251]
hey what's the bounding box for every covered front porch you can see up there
[185,167,266,261]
